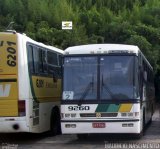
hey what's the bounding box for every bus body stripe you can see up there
[107,104,120,112]
[95,104,133,112]
[0,79,17,82]
[95,104,109,112]
[119,104,133,112]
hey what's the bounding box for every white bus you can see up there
[0,31,63,134]
[61,44,155,139]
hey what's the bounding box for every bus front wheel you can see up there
[77,134,89,140]
[136,110,145,139]
[50,108,61,136]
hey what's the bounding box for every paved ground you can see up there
[0,105,160,149]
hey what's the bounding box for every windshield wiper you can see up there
[78,75,94,106]
[101,74,114,99]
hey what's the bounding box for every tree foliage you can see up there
[0,0,160,72]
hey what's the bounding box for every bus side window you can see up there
[39,48,48,74]
[47,51,58,77]
[58,54,62,66]
[27,45,35,73]
[42,50,48,73]
[58,54,62,78]
[33,46,39,74]
[38,48,43,73]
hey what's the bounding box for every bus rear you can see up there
[0,32,26,132]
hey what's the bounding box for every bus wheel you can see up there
[140,110,145,137]
[149,105,153,124]
[50,108,61,136]
[136,110,145,139]
[142,110,145,134]
[77,134,88,140]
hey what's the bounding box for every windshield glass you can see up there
[63,57,97,100]
[100,56,138,99]
[63,55,139,101]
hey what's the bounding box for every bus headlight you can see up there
[135,112,139,117]
[65,114,71,118]
[65,124,76,128]
[121,112,139,117]
[71,113,76,118]
[63,113,77,118]
[128,112,134,117]
[122,123,134,127]
[121,113,127,117]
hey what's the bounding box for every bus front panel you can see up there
[61,103,141,134]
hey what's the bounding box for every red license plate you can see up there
[92,122,106,128]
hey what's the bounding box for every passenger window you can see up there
[47,51,57,75]
[33,46,39,74]
[47,51,58,66]
[42,50,48,73]
[58,55,62,66]
[39,48,48,74]
[38,48,43,73]
[27,45,35,73]
[47,51,63,79]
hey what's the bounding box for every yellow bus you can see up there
[0,31,63,134]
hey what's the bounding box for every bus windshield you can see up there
[63,56,139,101]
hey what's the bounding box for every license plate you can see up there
[92,122,106,128]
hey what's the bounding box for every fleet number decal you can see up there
[6,41,17,67]
[68,106,90,111]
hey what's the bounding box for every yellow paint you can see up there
[0,100,18,116]
[0,33,18,75]
[32,76,61,103]
[64,23,70,27]
[119,104,133,112]
[0,76,18,116]
[0,33,18,116]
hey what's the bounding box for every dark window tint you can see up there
[47,51,62,78]
[38,48,48,73]
[33,46,39,74]
[27,43,62,78]
[42,50,48,73]
[27,45,35,73]
[58,55,62,66]
[47,51,58,66]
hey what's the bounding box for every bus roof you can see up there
[64,44,139,55]
[0,31,64,54]
[65,44,153,70]
[18,33,64,54]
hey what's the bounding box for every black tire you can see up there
[148,105,153,124]
[143,110,145,132]
[141,110,146,137]
[148,116,152,125]
[135,132,142,139]
[136,110,145,139]
[50,108,61,136]
[77,134,88,140]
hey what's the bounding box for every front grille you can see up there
[80,113,118,117]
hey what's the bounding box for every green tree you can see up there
[0,0,160,73]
